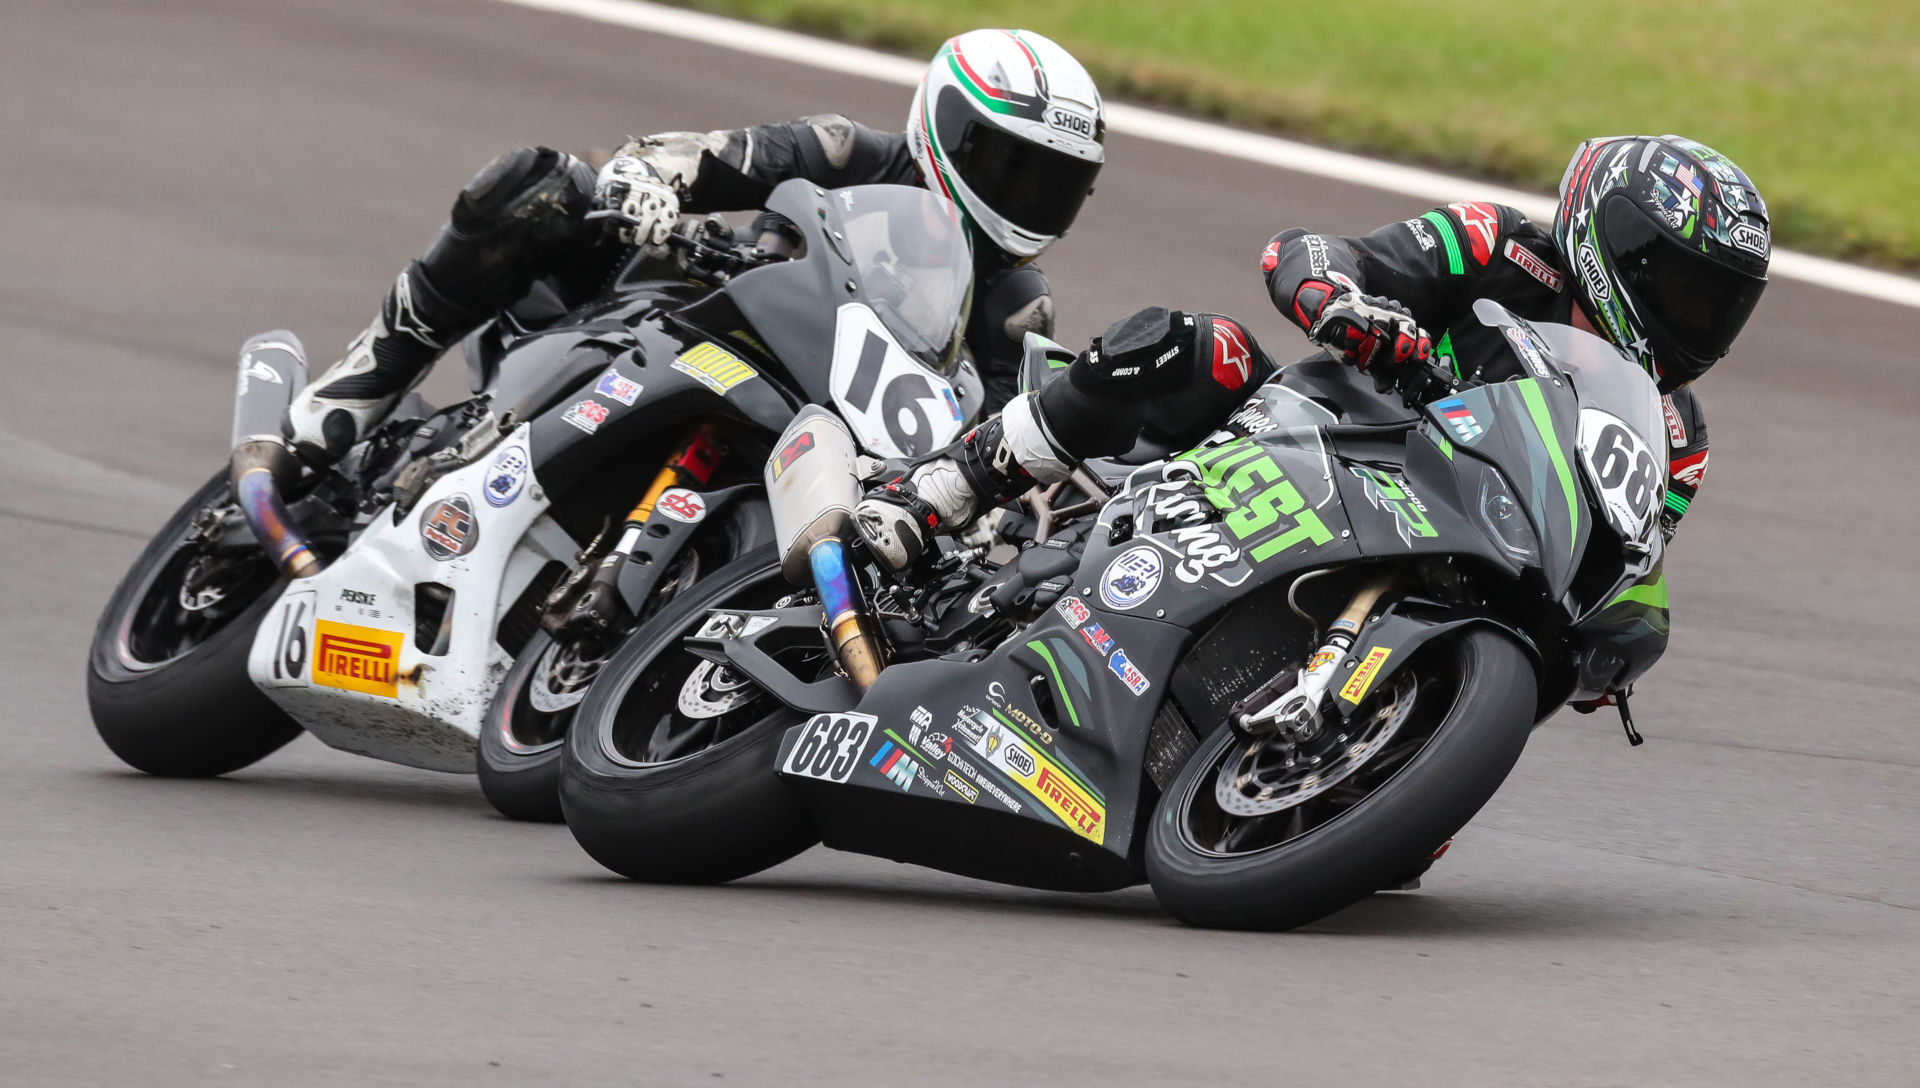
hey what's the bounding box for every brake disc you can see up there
[675,659,757,719]
[1214,670,1418,817]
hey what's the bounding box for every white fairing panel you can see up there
[246,427,575,772]
[829,303,967,458]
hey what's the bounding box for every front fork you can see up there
[545,422,727,638]
[1232,566,1398,738]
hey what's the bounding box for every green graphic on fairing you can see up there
[1434,330,1460,380]
[1025,639,1083,729]
[1180,439,1336,562]
[1607,574,1668,610]
[1515,378,1580,557]
[1351,465,1438,544]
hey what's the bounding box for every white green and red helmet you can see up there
[908,29,1105,261]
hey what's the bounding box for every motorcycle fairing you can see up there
[765,600,1188,891]
[247,424,575,771]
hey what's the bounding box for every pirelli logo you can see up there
[1035,766,1104,845]
[1339,647,1392,705]
[672,342,757,394]
[312,620,404,698]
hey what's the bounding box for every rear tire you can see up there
[87,474,303,777]
[559,546,820,883]
[1146,627,1535,931]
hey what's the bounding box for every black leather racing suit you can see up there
[1262,202,1710,536]
[311,115,1052,438]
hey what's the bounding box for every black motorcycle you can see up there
[559,299,1673,930]
[86,181,983,825]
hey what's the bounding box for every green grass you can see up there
[673,0,1920,268]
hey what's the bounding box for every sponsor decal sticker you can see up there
[419,494,479,560]
[312,620,404,698]
[1080,623,1114,656]
[484,444,530,508]
[1503,239,1563,291]
[653,487,706,524]
[593,367,642,406]
[561,399,609,435]
[1435,397,1485,443]
[1502,325,1553,380]
[911,705,933,729]
[1108,648,1151,696]
[1402,218,1436,252]
[1056,595,1091,627]
[1339,646,1393,705]
[868,739,922,791]
[672,342,757,394]
[960,710,1101,842]
[1447,202,1500,265]
[771,431,814,479]
[339,589,376,606]
[1307,650,1337,673]
[944,769,979,803]
[1101,545,1163,610]
[782,712,877,783]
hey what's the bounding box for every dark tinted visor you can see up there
[936,88,1100,236]
[1600,192,1765,360]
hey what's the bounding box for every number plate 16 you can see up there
[782,712,879,784]
[829,303,966,459]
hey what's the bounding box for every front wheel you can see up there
[86,473,303,777]
[1146,627,1536,931]
[559,546,827,883]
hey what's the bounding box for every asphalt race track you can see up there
[4,1,1918,1083]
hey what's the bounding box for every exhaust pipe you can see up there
[228,332,322,579]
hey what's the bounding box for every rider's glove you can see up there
[593,156,679,247]
[1309,290,1433,389]
[854,458,981,575]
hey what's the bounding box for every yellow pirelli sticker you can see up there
[1339,646,1393,705]
[671,342,757,393]
[312,620,405,698]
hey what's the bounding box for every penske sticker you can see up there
[961,708,1104,845]
[1339,646,1392,705]
[672,342,757,394]
[312,620,405,698]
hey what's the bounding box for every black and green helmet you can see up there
[1553,135,1770,392]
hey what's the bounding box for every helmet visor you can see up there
[1600,193,1766,362]
[936,89,1100,237]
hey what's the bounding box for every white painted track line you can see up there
[493,0,1920,310]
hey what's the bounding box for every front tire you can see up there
[1146,627,1536,931]
[559,546,822,883]
[87,473,303,777]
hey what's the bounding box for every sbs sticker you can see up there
[782,712,878,783]
[653,488,706,524]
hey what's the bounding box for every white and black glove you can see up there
[593,156,679,247]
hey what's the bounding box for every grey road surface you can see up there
[4,1,1918,1084]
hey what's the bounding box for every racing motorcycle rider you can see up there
[284,29,1105,466]
[856,135,1770,571]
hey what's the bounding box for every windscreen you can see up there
[831,186,974,374]
[1533,321,1667,452]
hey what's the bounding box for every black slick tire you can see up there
[1146,627,1536,931]
[86,474,303,777]
[559,546,818,883]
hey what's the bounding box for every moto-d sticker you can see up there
[312,620,405,698]
[1339,647,1392,705]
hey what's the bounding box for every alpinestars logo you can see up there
[1447,202,1500,265]
[1211,319,1254,391]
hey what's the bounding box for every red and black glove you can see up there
[1299,286,1433,384]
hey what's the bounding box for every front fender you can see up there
[1331,596,1548,723]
